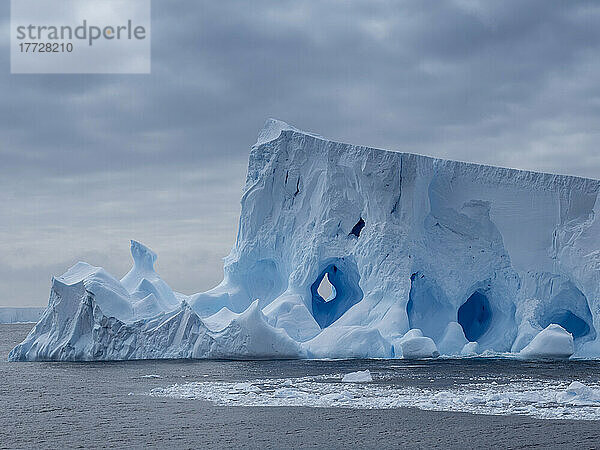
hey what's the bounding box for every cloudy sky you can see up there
[1,0,599,307]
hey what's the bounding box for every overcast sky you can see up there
[1,0,599,307]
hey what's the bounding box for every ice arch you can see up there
[543,310,589,339]
[310,259,363,329]
[458,291,492,342]
[539,283,595,343]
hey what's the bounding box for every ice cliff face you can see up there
[0,307,44,324]
[9,120,600,361]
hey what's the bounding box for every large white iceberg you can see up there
[9,119,600,361]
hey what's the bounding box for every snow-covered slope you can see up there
[10,119,600,360]
[9,241,301,361]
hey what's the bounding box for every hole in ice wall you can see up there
[457,291,492,342]
[311,260,363,329]
[539,284,595,342]
[317,273,335,301]
[542,310,589,339]
[406,273,454,342]
[349,218,365,238]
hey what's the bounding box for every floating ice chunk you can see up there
[565,381,592,397]
[519,324,574,359]
[557,381,600,405]
[274,387,305,399]
[342,370,372,383]
[231,382,261,393]
[320,391,354,402]
[401,336,440,359]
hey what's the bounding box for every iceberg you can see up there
[0,307,44,324]
[9,119,600,361]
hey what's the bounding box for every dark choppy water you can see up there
[2,323,600,449]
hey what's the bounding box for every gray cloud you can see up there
[1,0,599,306]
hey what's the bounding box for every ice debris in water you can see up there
[148,375,600,420]
[342,370,372,383]
[557,381,600,405]
[8,119,600,361]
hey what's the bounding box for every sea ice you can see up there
[342,370,373,383]
[557,381,600,405]
[147,375,600,420]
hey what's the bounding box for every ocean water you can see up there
[2,323,600,449]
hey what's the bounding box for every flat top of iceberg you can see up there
[259,119,600,184]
